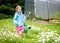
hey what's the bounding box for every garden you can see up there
[0,18,60,43]
[0,0,60,43]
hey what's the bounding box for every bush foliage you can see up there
[0,0,25,19]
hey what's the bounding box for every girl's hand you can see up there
[14,20,18,25]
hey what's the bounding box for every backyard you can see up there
[0,0,60,43]
[0,18,60,43]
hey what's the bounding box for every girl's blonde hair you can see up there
[15,5,22,11]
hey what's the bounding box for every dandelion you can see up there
[16,35,19,38]
[32,38,34,40]
[31,26,35,30]
[14,34,17,37]
[39,33,41,35]
[37,30,60,43]
[22,38,25,40]
[37,35,40,38]
[13,29,16,31]
[38,38,41,40]
[52,42,54,43]
[38,39,41,42]
[10,38,13,40]
[46,35,49,39]
[11,33,14,36]
[55,33,58,36]
[55,39,58,42]
[47,31,54,37]
[42,38,45,43]
[48,29,50,31]
[7,34,10,37]
[54,30,57,33]
[59,36,60,38]
[46,38,50,41]
[37,27,40,30]
[33,34,36,36]
[40,32,45,37]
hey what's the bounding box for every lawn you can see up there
[0,18,60,43]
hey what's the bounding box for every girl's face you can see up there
[17,7,22,13]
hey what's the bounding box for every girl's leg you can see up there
[16,26,21,36]
[20,26,24,37]
[16,26,24,37]
[18,31,22,36]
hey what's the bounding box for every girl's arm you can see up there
[13,13,18,25]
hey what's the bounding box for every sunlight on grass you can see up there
[0,18,60,43]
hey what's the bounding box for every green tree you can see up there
[0,0,25,19]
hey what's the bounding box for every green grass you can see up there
[27,20,60,34]
[0,18,60,43]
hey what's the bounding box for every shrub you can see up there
[49,19,60,25]
[0,5,15,15]
[0,13,13,19]
[36,16,43,20]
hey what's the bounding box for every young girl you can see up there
[13,5,25,37]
